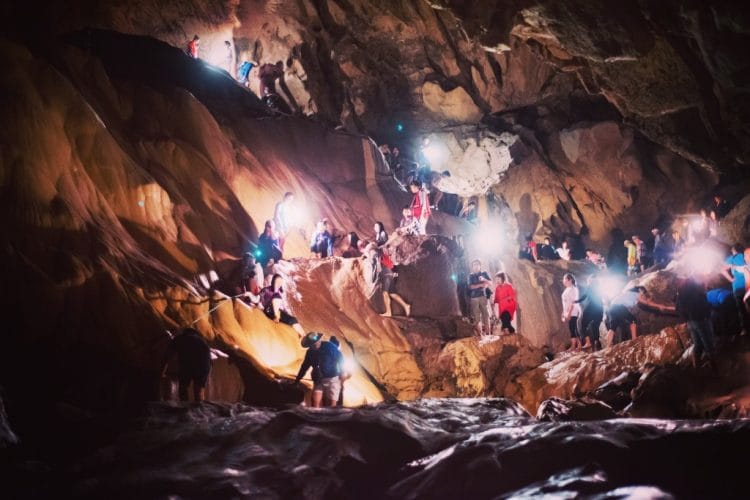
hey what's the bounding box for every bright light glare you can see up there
[343,358,357,374]
[683,246,723,275]
[422,142,448,167]
[472,222,504,254]
[600,274,625,301]
[285,201,307,228]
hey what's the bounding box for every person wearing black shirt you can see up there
[161,328,212,402]
[669,276,716,369]
[538,237,559,261]
[712,194,730,220]
[468,259,492,336]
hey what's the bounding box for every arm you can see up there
[160,341,175,376]
[272,297,282,321]
[638,296,675,314]
[295,351,312,383]
[721,263,734,283]
[327,233,334,257]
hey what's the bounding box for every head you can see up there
[264,219,275,233]
[623,239,631,247]
[544,237,551,245]
[316,220,326,231]
[714,194,722,203]
[471,259,481,273]
[392,147,400,156]
[270,274,283,291]
[731,243,744,255]
[402,206,411,217]
[525,234,533,243]
[441,170,451,178]
[409,180,421,193]
[495,272,506,284]
[301,331,323,349]
[275,60,283,71]
[563,273,576,287]
[193,35,200,41]
[224,40,231,47]
[374,221,384,234]
[699,208,707,218]
[283,192,294,203]
[586,248,594,256]
[710,210,717,221]
[242,252,256,267]
[632,235,640,243]
[561,241,569,249]
[330,336,340,348]
[651,227,659,236]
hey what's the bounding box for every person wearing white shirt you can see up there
[561,273,582,351]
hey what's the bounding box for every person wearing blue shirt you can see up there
[310,219,334,258]
[706,288,736,337]
[722,244,747,336]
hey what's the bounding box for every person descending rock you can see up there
[310,219,334,258]
[577,275,603,350]
[295,332,344,408]
[365,243,411,317]
[274,192,295,250]
[397,206,419,236]
[538,237,558,261]
[261,274,305,337]
[468,260,492,337]
[258,61,293,114]
[722,244,748,336]
[257,219,283,266]
[561,273,582,351]
[186,35,200,59]
[161,327,211,402]
[409,180,431,235]
[493,272,517,334]
[374,221,388,246]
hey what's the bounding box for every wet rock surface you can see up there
[4,399,745,499]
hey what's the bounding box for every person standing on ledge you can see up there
[722,243,748,336]
[468,259,492,337]
[257,219,282,266]
[186,35,200,59]
[561,273,582,351]
[295,332,343,408]
[274,192,295,251]
[409,180,431,235]
[161,328,211,402]
[493,272,517,334]
[365,243,411,317]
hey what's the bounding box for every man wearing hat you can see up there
[295,332,343,408]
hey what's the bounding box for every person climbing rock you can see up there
[161,328,211,402]
[409,180,431,235]
[186,35,200,59]
[274,192,295,250]
[606,286,671,343]
[670,276,716,369]
[373,221,388,246]
[261,274,305,337]
[397,206,419,236]
[257,220,283,266]
[468,260,492,337]
[561,273,582,351]
[295,332,343,408]
[493,272,516,334]
[365,243,411,317]
[310,219,334,258]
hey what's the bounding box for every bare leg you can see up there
[389,293,411,317]
[381,291,392,317]
[178,383,189,402]
[629,323,637,340]
[194,385,206,402]
[311,389,323,408]
[292,322,305,337]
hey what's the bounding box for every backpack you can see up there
[317,342,342,378]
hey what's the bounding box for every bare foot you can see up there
[380,312,392,317]
[404,304,411,317]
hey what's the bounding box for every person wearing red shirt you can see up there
[187,35,200,59]
[409,180,431,235]
[493,272,517,334]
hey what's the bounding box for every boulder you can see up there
[536,397,618,421]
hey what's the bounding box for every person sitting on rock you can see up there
[295,332,344,408]
[261,274,305,337]
[310,219,334,258]
[493,272,516,334]
[561,273,582,351]
[519,235,538,263]
[342,232,361,258]
[585,248,606,268]
[365,243,411,317]
[397,206,419,236]
[459,200,478,224]
[161,327,211,402]
[374,221,388,246]
[538,237,558,261]
[556,240,572,261]
[409,180,431,235]
[186,35,200,59]
[236,253,263,307]
[257,220,283,267]
[468,259,492,337]
[274,192,295,250]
